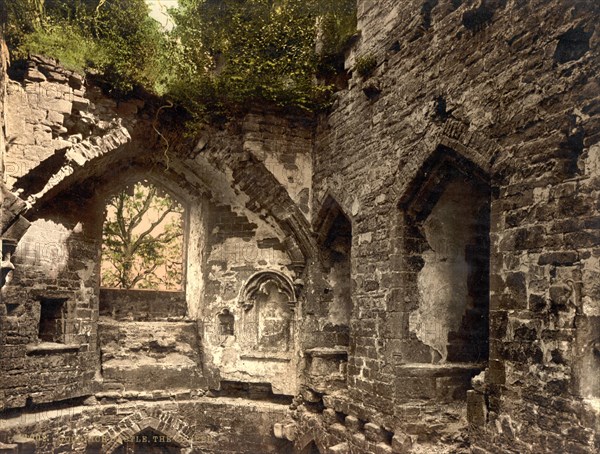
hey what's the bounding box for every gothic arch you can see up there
[239,270,297,309]
[19,123,315,269]
[313,193,353,331]
[102,411,192,454]
[313,193,351,245]
[399,144,490,221]
[389,119,497,205]
[397,144,491,364]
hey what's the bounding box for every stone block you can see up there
[273,422,284,439]
[330,423,347,438]
[467,390,488,427]
[374,442,393,454]
[68,73,84,89]
[72,96,90,112]
[538,251,578,266]
[344,414,363,432]
[323,408,338,425]
[391,432,413,453]
[364,422,388,443]
[40,98,72,115]
[505,271,527,301]
[283,423,297,441]
[11,436,35,454]
[351,432,368,450]
[46,110,64,125]
[327,442,349,454]
[549,284,572,309]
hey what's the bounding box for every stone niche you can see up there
[321,209,352,335]
[398,148,491,402]
[410,176,490,364]
[404,149,490,366]
[209,270,299,396]
[238,271,297,354]
[305,196,352,393]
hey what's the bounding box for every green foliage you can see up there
[163,0,357,120]
[168,0,336,118]
[354,54,377,79]
[3,0,358,120]
[102,182,184,290]
[1,0,46,50]
[315,0,358,75]
[4,0,165,95]
[20,24,103,73]
[92,0,167,94]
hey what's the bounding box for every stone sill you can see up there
[240,351,291,362]
[98,318,193,325]
[305,347,349,358]
[26,342,81,355]
[308,373,346,381]
[99,287,184,294]
[395,362,485,377]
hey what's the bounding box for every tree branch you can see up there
[127,186,157,237]
[131,201,180,252]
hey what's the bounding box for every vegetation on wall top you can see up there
[1,0,357,123]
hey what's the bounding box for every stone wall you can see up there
[0,55,315,412]
[1,31,7,176]
[1,1,599,452]
[99,288,187,321]
[0,397,290,453]
[297,0,600,452]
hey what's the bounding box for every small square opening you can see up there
[39,298,68,343]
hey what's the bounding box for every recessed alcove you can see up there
[396,152,493,428]
[400,147,491,368]
[314,195,353,346]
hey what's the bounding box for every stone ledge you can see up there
[25,342,81,355]
[240,352,292,362]
[305,347,349,357]
[394,363,485,377]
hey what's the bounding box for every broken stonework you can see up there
[1,1,600,453]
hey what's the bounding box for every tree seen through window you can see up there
[101,181,184,290]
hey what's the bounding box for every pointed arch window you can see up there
[101,180,185,291]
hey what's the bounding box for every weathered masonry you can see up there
[1,1,599,453]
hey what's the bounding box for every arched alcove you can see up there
[103,412,192,454]
[400,146,490,365]
[303,195,352,393]
[113,427,183,454]
[238,271,297,353]
[316,196,353,334]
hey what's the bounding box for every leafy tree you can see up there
[91,0,167,94]
[168,0,357,119]
[101,182,184,290]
